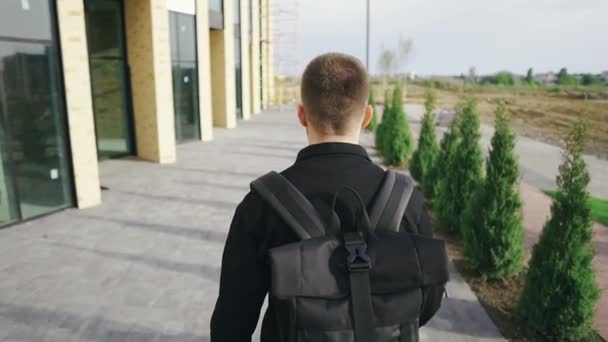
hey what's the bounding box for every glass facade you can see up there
[209,0,223,13]
[0,0,73,225]
[234,0,243,119]
[85,0,134,159]
[169,12,200,141]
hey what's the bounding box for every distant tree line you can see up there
[471,67,607,87]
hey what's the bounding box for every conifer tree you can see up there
[462,103,524,278]
[382,84,414,166]
[410,89,439,192]
[436,97,483,233]
[375,88,392,153]
[517,113,599,339]
[366,87,379,132]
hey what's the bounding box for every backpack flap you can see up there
[269,231,449,299]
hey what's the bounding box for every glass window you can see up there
[0,95,19,225]
[209,0,223,13]
[177,14,197,62]
[170,12,200,142]
[85,0,134,158]
[0,40,73,221]
[235,37,243,119]
[0,1,53,41]
[85,0,124,58]
[234,0,241,24]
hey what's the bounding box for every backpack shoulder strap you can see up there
[250,171,326,240]
[369,170,415,231]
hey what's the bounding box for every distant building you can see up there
[601,71,608,82]
[534,72,557,84]
[408,71,416,80]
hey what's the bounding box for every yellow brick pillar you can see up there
[250,0,262,114]
[260,0,268,109]
[266,0,275,106]
[196,0,214,141]
[210,0,237,128]
[56,0,101,208]
[240,0,252,120]
[260,0,274,109]
[124,0,177,163]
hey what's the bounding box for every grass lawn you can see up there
[543,190,608,226]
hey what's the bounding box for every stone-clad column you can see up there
[239,0,252,120]
[250,0,262,114]
[56,0,102,208]
[124,0,177,163]
[196,0,214,140]
[209,0,237,128]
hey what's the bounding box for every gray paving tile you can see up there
[0,108,503,341]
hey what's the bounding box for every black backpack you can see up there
[251,170,449,342]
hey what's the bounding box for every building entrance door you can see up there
[85,0,135,158]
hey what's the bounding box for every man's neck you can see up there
[307,134,360,145]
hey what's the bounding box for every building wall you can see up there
[260,0,274,109]
[249,0,262,114]
[209,0,237,128]
[239,0,252,120]
[195,0,215,141]
[266,0,275,106]
[50,0,272,212]
[124,0,177,163]
[56,0,101,208]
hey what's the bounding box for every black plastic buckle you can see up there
[344,232,370,272]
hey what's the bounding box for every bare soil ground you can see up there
[404,84,608,159]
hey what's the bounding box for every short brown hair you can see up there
[301,53,369,135]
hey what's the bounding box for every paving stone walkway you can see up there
[0,108,503,341]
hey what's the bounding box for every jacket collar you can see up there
[296,142,371,162]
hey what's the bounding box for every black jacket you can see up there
[211,142,443,341]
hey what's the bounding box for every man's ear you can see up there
[297,104,308,128]
[361,105,373,128]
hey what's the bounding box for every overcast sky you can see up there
[275,0,608,76]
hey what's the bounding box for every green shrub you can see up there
[374,88,392,153]
[433,111,460,209]
[410,89,440,200]
[435,96,483,234]
[462,102,524,279]
[517,113,599,339]
[496,72,515,86]
[557,67,578,86]
[382,84,414,166]
[366,86,379,132]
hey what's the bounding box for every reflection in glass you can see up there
[85,0,133,158]
[177,14,197,61]
[172,63,200,141]
[234,0,241,24]
[89,60,131,157]
[235,37,243,119]
[0,0,53,41]
[0,83,18,225]
[84,0,124,58]
[170,12,200,142]
[0,41,73,220]
[209,0,223,13]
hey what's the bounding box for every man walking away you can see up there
[211,52,448,342]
